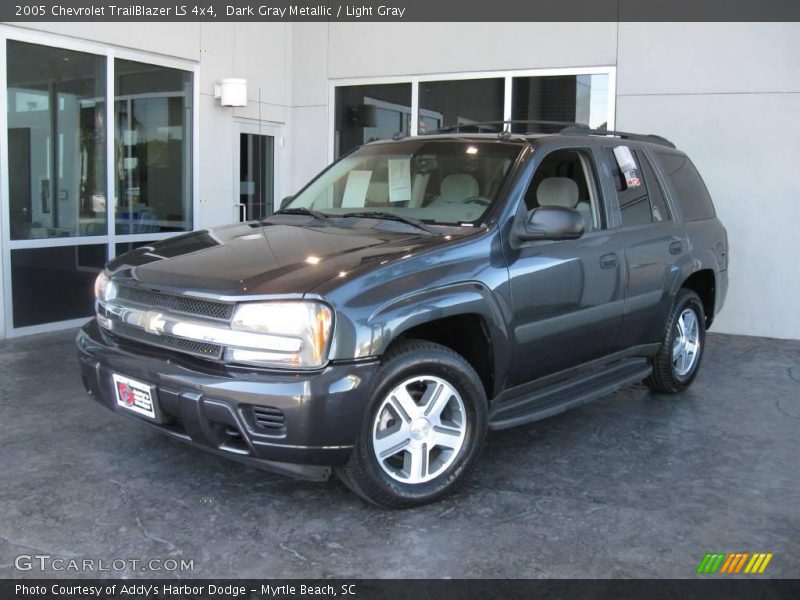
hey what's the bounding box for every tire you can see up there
[645,289,706,394]
[337,339,488,508]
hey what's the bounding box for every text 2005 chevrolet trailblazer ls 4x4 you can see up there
[77,123,728,507]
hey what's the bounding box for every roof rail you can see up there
[420,119,676,148]
[424,119,585,136]
[557,124,676,148]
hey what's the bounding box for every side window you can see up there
[639,153,672,222]
[524,148,603,232]
[603,146,652,227]
[653,152,716,221]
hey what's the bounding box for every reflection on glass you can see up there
[11,245,106,327]
[511,74,609,132]
[240,133,274,220]
[418,78,504,134]
[334,84,411,158]
[115,59,192,234]
[6,41,106,240]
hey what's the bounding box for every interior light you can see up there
[306,256,321,264]
[466,146,479,155]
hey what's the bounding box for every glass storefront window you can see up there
[334,83,412,158]
[511,74,609,132]
[115,59,193,234]
[6,41,106,240]
[418,78,504,134]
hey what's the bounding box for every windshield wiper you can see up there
[340,211,435,234]
[272,207,330,220]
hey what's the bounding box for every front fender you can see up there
[363,282,511,395]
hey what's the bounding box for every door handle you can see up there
[599,254,618,269]
[669,241,683,255]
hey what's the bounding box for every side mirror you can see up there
[515,206,584,242]
[279,195,294,210]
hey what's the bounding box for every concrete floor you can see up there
[0,328,798,579]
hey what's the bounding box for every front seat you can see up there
[536,177,580,209]
[434,174,479,204]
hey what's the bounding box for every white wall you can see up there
[287,22,800,340]
[616,23,800,340]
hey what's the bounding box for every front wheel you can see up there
[645,289,706,393]
[337,340,488,508]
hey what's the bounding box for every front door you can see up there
[506,146,626,386]
[234,120,281,223]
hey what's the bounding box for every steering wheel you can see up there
[464,196,491,206]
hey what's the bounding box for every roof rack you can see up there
[559,124,676,148]
[421,119,676,148]
[424,119,582,136]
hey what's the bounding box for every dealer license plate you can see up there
[113,373,157,420]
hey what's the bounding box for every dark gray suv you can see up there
[77,123,728,508]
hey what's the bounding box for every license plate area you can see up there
[113,373,160,421]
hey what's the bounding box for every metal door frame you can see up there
[232,119,284,223]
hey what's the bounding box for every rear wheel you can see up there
[645,289,706,393]
[337,340,488,508]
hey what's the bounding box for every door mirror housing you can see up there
[279,195,294,210]
[515,206,585,242]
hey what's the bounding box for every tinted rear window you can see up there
[654,152,715,221]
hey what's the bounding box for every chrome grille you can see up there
[111,322,224,360]
[116,285,234,322]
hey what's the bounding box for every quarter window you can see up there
[654,152,716,221]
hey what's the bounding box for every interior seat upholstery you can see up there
[434,174,479,204]
[536,177,593,232]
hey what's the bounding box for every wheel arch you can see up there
[368,282,510,399]
[680,268,716,328]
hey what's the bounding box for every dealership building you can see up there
[0,20,796,341]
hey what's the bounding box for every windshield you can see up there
[286,140,522,226]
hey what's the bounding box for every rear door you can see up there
[599,144,689,348]
[505,144,626,386]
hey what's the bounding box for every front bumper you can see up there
[76,319,378,480]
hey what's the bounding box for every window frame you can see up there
[328,66,617,163]
[0,24,199,337]
[513,142,611,236]
[600,143,678,231]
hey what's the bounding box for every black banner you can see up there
[3,579,800,600]
[3,0,800,22]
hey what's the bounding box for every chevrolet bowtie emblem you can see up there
[138,311,166,335]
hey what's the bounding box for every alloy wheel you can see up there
[371,376,467,484]
[672,307,701,377]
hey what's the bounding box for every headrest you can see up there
[440,174,479,202]
[536,177,579,209]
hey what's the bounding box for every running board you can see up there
[489,357,653,430]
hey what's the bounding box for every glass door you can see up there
[234,120,281,223]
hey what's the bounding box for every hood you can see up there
[108,217,465,297]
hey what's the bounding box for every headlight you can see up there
[225,301,333,369]
[94,271,116,304]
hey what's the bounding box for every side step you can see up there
[489,357,652,430]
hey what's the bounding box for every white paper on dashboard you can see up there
[612,146,637,173]
[342,170,372,207]
[388,158,412,202]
